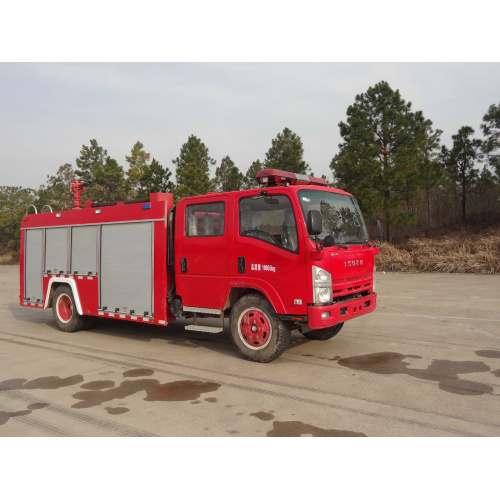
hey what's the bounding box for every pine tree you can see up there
[126,141,151,191]
[172,135,215,200]
[481,103,500,177]
[244,160,263,189]
[330,81,441,241]
[264,127,310,174]
[213,156,244,192]
[0,186,36,254]
[75,139,107,184]
[91,157,129,202]
[138,158,174,196]
[440,126,483,224]
[37,163,75,211]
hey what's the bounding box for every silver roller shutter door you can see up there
[71,225,97,275]
[45,227,68,274]
[25,229,43,301]
[100,222,153,315]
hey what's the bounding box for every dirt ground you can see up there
[1,266,499,436]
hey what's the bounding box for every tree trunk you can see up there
[426,188,431,227]
[461,169,467,224]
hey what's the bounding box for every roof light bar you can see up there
[256,169,328,187]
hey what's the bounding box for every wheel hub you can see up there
[57,294,73,323]
[239,309,271,348]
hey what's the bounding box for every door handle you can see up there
[181,257,187,273]
[238,256,245,274]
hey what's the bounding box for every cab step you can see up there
[185,325,223,333]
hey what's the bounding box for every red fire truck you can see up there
[19,169,379,362]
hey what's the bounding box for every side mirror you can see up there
[307,210,323,236]
[376,219,384,244]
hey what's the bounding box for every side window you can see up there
[185,202,225,237]
[239,195,298,253]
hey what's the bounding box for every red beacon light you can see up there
[256,169,328,187]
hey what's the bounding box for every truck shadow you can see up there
[8,302,312,360]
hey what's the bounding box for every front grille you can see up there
[332,290,371,304]
[331,274,373,299]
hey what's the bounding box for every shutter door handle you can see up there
[181,257,187,273]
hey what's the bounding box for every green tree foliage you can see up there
[75,139,107,184]
[213,155,244,192]
[330,81,441,241]
[37,163,75,212]
[471,167,500,215]
[75,139,128,202]
[481,102,500,176]
[0,186,36,254]
[172,135,215,201]
[264,127,310,175]
[90,157,129,202]
[126,141,151,191]
[440,126,483,224]
[243,160,263,189]
[138,158,174,196]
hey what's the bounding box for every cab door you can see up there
[232,191,307,316]
[175,196,229,309]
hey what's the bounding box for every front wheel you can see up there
[301,322,344,341]
[229,294,290,362]
[52,285,86,332]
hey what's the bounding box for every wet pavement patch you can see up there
[475,350,500,359]
[250,411,275,421]
[122,368,155,378]
[71,379,221,409]
[204,397,217,403]
[104,407,130,415]
[492,369,500,378]
[0,402,50,426]
[337,352,493,396]
[0,409,32,426]
[27,402,49,410]
[267,421,366,437]
[0,375,84,392]
[81,380,115,390]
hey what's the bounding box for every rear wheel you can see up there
[229,294,290,362]
[52,285,86,333]
[301,322,344,341]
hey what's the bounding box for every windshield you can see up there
[298,189,369,245]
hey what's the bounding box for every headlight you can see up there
[312,266,332,303]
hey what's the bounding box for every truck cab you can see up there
[173,169,378,362]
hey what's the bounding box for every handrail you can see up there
[26,204,38,215]
[41,205,53,213]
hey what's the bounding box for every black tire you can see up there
[52,285,86,333]
[229,293,290,363]
[301,322,344,341]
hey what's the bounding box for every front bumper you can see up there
[307,293,377,329]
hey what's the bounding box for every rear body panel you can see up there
[20,193,173,325]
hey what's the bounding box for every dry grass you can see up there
[376,229,500,274]
[0,252,17,265]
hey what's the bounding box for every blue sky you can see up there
[1,62,499,189]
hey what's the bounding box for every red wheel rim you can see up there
[238,308,272,349]
[57,293,73,323]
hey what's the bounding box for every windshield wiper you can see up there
[345,239,369,245]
